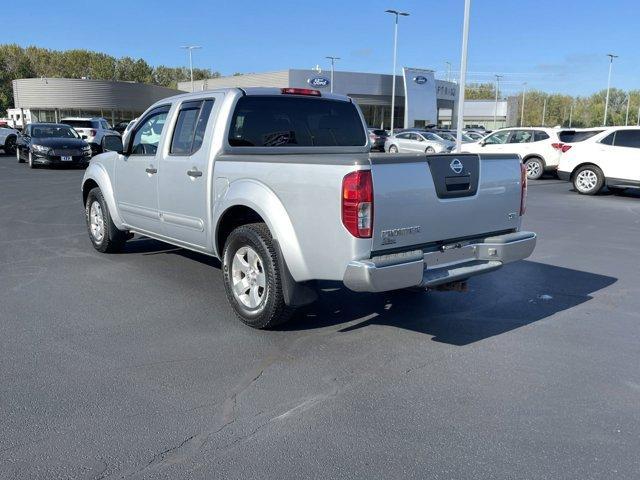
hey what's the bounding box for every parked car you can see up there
[112,121,132,135]
[463,130,485,141]
[432,130,475,144]
[368,128,388,152]
[557,127,640,195]
[385,130,455,154]
[60,117,120,154]
[463,127,564,180]
[16,123,92,168]
[0,126,18,154]
[81,87,535,329]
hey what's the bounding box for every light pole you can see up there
[325,56,340,93]
[625,94,630,126]
[637,104,640,127]
[541,97,547,126]
[445,61,452,82]
[493,74,503,129]
[569,100,574,128]
[603,53,618,126]
[454,0,471,152]
[520,82,527,127]
[385,9,409,132]
[181,45,202,92]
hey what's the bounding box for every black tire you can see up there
[16,146,24,163]
[524,157,544,180]
[4,135,16,155]
[426,146,436,154]
[222,223,293,329]
[84,187,128,253]
[28,151,35,168]
[388,145,398,153]
[573,165,604,195]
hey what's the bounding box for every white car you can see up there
[0,127,18,154]
[60,117,120,154]
[384,131,454,154]
[463,127,564,180]
[557,127,640,195]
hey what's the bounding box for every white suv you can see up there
[60,117,120,154]
[558,127,640,195]
[463,127,564,180]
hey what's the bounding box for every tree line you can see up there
[0,44,220,115]
[466,82,640,128]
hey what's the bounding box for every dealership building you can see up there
[8,77,180,128]
[7,70,510,130]
[179,68,510,130]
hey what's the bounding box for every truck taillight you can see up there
[551,142,572,153]
[342,170,373,238]
[520,162,527,216]
[281,88,321,96]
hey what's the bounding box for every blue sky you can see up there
[17,0,639,96]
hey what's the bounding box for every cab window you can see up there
[130,109,169,155]
[613,130,640,149]
[170,99,215,155]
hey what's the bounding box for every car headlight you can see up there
[82,145,92,154]
[32,144,50,154]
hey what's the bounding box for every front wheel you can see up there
[425,146,435,154]
[524,158,544,180]
[573,165,604,195]
[16,147,24,163]
[4,136,16,155]
[388,145,398,153]
[222,223,293,329]
[85,187,128,253]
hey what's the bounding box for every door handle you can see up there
[145,166,157,174]
[187,168,202,178]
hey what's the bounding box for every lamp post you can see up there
[625,95,630,126]
[181,45,202,92]
[385,9,409,132]
[325,56,340,93]
[569,100,574,128]
[454,0,471,152]
[493,74,503,129]
[541,97,547,126]
[603,53,618,126]
[445,61,452,82]
[520,82,527,127]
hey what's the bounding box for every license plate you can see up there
[61,156,72,161]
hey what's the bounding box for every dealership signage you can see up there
[414,75,428,84]
[308,77,330,88]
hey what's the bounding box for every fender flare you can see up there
[213,179,310,281]
[81,161,125,229]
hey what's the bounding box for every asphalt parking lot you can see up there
[1,154,639,480]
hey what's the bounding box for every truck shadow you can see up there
[279,261,616,346]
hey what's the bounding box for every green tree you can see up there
[465,82,496,100]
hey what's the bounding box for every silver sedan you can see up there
[384,131,455,154]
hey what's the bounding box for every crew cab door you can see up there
[114,105,170,234]
[158,97,220,248]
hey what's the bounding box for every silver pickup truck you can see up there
[81,87,536,329]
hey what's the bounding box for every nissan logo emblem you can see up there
[450,158,464,174]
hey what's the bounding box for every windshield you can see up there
[437,132,456,141]
[61,120,93,129]
[31,125,80,139]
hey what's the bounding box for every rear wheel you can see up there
[388,145,398,153]
[573,165,604,195]
[85,187,128,253]
[16,147,24,163]
[524,157,544,180]
[425,146,436,154]
[28,151,35,168]
[222,223,293,329]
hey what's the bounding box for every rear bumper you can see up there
[343,231,537,292]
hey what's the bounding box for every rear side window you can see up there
[228,96,366,147]
[170,99,215,155]
[558,130,603,143]
[508,130,533,143]
[613,130,640,148]
[533,131,550,142]
[600,133,615,145]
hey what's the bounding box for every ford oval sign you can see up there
[414,75,428,85]
[308,77,330,88]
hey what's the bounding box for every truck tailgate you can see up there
[370,153,523,253]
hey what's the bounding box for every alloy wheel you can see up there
[575,169,598,193]
[89,201,105,243]
[526,160,541,178]
[231,246,267,309]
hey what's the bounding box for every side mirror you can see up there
[102,135,124,154]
